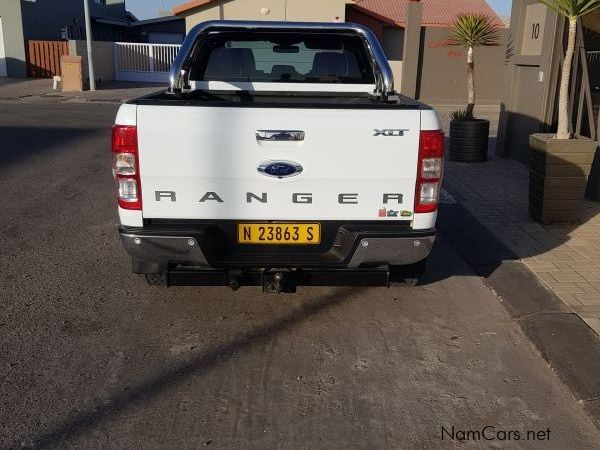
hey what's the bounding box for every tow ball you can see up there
[263,271,297,294]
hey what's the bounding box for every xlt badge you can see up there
[373,129,409,137]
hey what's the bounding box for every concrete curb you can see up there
[438,201,600,429]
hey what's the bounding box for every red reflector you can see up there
[112,125,138,153]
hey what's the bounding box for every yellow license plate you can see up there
[238,223,321,245]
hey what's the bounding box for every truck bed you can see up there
[130,90,431,110]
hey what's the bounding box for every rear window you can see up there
[189,32,375,84]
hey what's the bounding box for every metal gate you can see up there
[566,23,598,141]
[588,51,599,146]
[588,51,600,90]
[114,43,181,83]
[27,40,69,78]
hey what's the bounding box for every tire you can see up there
[390,259,427,287]
[144,273,167,286]
[449,119,489,162]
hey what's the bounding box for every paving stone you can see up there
[553,272,587,282]
[442,140,600,336]
[576,282,600,294]
[582,318,600,336]
[552,261,575,271]
[543,282,584,294]
[579,272,600,282]
[572,305,600,315]
[574,293,600,306]
[557,293,583,307]
[535,272,558,283]
[522,256,559,270]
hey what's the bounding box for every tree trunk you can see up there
[466,46,475,117]
[557,19,577,140]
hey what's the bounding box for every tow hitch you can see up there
[263,271,297,294]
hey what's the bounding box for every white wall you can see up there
[183,0,350,32]
[0,17,8,77]
[69,40,115,82]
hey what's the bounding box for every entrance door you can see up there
[0,17,7,77]
[507,65,545,162]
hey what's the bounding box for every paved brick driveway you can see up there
[438,104,600,335]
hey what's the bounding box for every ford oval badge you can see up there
[258,161,303,178]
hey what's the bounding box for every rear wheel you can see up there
[390,259,427,286]
[144,274,167,286]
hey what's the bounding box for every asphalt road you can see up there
[1,101,599,449]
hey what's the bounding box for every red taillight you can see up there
[415,130,444,213]
[112,125,142,210]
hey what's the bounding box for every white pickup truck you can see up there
[112,20,444,293]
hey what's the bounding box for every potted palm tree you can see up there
[448,13,500,162]
[529,0,600,223]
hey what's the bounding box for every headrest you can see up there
[204,48,256,80]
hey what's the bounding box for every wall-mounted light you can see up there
[260,7,270,15]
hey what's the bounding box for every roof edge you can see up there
[348,4,403,27]
[173,0,217,16]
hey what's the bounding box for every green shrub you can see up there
[450,109,475,121]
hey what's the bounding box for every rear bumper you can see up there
[119,221,435,270]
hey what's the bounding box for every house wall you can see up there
[20,0,129,41]
[345,6,386,41]
[285,0,349,22]
[136,19,186,43]
[416,26,509,105]
[183,0,351,32]
[0,0,26,77]
[383,27,404,61]
[69,40,115,82]
[176,0,506,104]
[103,0,131,20]
[383,27,404,91]
[496,0,563,161]
[344,7,404,90]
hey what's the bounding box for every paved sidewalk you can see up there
[0,77,162,103]
[0,78,55,99]
[443,140,600,336]
[46,81,164,102]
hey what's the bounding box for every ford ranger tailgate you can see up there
[137,104,420,221]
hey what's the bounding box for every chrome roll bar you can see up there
[168,20,395,96]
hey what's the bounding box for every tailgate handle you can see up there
[256,130,305,142]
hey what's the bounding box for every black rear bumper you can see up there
[167,266,394,291]
[119,220,435,269]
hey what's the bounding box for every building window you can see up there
[60,26,72,40]
[94,0,106,4]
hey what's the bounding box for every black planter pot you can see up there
[449,119,490,162]
[585,146,600,201]
[529,134,597,223]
